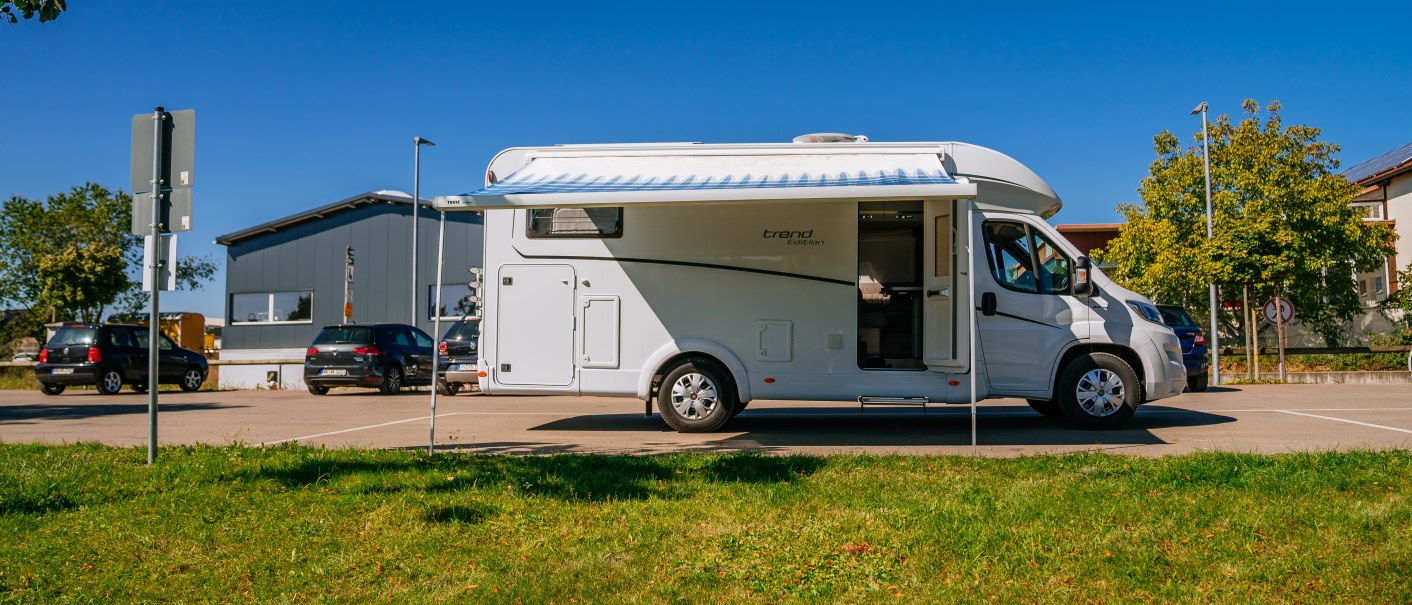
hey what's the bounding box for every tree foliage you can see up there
[1,0,65,24]
[1094,100,1396,345]
[0,184,218,336]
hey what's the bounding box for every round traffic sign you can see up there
[1262,297,1294,325]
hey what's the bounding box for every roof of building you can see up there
[1055,223,1122,232]
[215,190,436,246]
[1344,142,1412,185]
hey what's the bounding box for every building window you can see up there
[428,284,477,320]
[526,208,623,238]
[1351,202,1384,221]
[231,291,313,324]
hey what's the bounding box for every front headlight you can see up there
[1126,300,1164,325]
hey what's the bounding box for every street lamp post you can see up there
[1191,102,1220,386]
[412,137,436,325]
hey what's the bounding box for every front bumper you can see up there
[1145,336,1187,402]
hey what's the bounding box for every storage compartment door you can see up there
[580,296,620,369]
[496,264,576,386]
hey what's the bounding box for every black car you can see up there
[436,320,479,396]
[303,323,436,395]
[1157,305,1210,392]
[34,324,209,395]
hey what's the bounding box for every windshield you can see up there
[442,322,479,341]
[313,327,372,345]
[1159,307,1196,327]
[49,327,97,346]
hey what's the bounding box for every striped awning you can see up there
[436,152,977,209]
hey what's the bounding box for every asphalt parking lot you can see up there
[0,383,1409,456]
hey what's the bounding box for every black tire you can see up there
[39,383,65,396]
[378,365,403,395]
[179,367,204,392]
[1188,372,1208,393]
[96,369,124,395]
[1025,398,1064,418]
[656,358,737,433]
[306,384,329,396]
[436,381,460,396]
[730,400,750,417]
[130,382,148,394]
[1056,352,1139,429]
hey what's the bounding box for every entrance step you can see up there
[857,396,930,412]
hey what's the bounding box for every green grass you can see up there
[0,368,37,391]
[1,445,1408,603]
[1221,353,1408,373]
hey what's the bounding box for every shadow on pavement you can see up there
[525,404,1237,449]
[0,401,247,424]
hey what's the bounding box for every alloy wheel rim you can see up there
[670,372,719,420]
[184,370,201,390]
[1075,369,1124,417]
[103,372,121,392]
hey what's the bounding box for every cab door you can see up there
[974,215,1087,395]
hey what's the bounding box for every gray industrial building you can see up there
[215,190,483,388]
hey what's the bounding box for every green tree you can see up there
[1095,100,1396,345]
[1,0,65,23]
[0,184,218,334]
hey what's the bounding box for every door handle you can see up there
[980,292,997,316]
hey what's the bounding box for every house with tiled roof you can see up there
[1345,143,1411,305]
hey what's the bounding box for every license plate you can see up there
[319,369,347,376]
[52,368,74,375]
[453,364,474,371]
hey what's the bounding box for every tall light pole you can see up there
[412,136,436,325]
[1191,102,1220,386]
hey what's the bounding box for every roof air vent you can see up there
[792,133,869,143]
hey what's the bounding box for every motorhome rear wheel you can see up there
[656,359,738,433]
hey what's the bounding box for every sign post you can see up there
[131,106,195,465]
[1262,296,1294,383]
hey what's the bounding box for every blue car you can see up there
[1158,305,1209,392]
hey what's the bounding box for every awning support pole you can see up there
[968,201,979,456]
[429,209,447,455]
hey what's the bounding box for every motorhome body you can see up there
[436,137,1186,431]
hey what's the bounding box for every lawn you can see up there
[0,445,1408,603]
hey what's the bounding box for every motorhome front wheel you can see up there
[1056,352,1139,429]
[656,359,738,433]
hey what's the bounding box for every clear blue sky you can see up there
[4,1,1411,319]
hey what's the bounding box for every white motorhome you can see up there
[436,135,1185,431]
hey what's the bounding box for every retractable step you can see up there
[857,396,930,412]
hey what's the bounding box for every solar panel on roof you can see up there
[1343,142,1412,184]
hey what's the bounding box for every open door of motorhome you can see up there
[923,199,967,371]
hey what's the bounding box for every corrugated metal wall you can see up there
[223,202,483,350]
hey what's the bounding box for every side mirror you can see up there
[980,292,997,316]
[1073,256,1093,297]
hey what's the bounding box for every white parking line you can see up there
[1275,410,1412,435]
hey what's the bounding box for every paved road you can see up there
[0,384,1409,456]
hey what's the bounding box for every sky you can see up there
[4,0,1411,320]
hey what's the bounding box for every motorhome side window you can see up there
[526,208,623,238]
[982,221,1072,295]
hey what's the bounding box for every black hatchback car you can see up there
[303,323,436,395]
[34,324,209,395]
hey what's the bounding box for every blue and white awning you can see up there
[437,152,978,209]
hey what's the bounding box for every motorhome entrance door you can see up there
[923,200,960,368]
[496,264,576,386]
